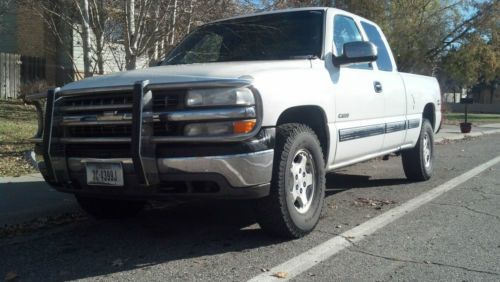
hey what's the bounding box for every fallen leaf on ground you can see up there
[112,259,124,267]
[273,272,288,279]
[0,212,87,239]
[354,197,396,209]
[4,271,18,281]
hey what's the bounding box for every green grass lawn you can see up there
[444,113,500,124]
[0,100,39,177]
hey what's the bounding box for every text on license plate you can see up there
[85,162,124,186]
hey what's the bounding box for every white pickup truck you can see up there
[29,7,441,238]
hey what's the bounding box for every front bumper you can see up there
[38,149,273,200]
[156,149,274,187]
[66,149,274,188]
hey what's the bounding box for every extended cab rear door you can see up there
[359,21,407,151]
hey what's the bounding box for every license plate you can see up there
[85,162,124,186]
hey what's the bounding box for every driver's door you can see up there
[329,15,385,165]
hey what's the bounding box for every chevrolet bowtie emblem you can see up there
[97,111,122,121]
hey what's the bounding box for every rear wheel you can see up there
[76,196,146,219]
[402,119,434,181]
[255,123,325,238]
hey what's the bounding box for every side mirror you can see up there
[333,41,378,67]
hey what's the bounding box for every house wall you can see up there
[0,0,18,53]
[16,4,57,85]
[0,2,60,87]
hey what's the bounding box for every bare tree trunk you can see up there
[81,0,93,77]
[125,0,137,70]
[95,36,105,74]
[187,0,194,34]
[150,7,160,65]
[90,0,106,74]
[170,0,177,46]
[126,55,137,70]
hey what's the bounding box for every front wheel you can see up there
[402,119,434,181]
[76,196,146,219]
[255,123,325,238]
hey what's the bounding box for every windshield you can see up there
[162,10,324,65]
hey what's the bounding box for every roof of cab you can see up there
[211,7,346,23]
[207,7,378,32]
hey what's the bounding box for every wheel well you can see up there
[423,103,436,129]
[276,106,329,162]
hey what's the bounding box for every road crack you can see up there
[473,190,500,197]
[431,202,500,221]
[314,229,341,237]
[349,248,500,276]
[459,186,500,198]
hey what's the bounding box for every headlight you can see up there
[186,87,255,107]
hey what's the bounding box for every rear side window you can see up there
[361,22,393,72]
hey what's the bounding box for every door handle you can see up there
[374,81,383,93]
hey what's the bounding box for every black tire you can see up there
[255,123,326,238]
[76,196,146,219]
[402,119,434,181]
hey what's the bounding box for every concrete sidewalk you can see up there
[435,123,500,143]
[1,123,499,227]
[0,174,78,226]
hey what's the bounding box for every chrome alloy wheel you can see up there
[290,149,315,214]
[423,133,432,168]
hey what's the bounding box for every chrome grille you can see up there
[152,89,184,111]
[58,90,186,139]
[153,122,182,136]
[59,92,133,113]
[58,92,134,138]
[67,124,132,137]
[152,89,186,136]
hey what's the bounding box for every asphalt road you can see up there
[1,134,499,281]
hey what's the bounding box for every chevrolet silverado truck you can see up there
[28,7,441,238]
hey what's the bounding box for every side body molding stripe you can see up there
[407,119,421,129]
[385,121,407,133]
[339,118,421,142]
[339,124,385,142]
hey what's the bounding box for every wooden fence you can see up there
[0,52,21,99]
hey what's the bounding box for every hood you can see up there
[61,60,312,92]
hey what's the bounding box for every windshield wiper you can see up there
[288,55,319,60]
[162,51,186,65]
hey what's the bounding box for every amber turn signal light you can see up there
[233,120,256,134]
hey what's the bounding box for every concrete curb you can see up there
[0,173,44,184]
